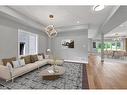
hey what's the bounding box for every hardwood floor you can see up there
[87,53,127,89]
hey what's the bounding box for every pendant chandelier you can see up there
[45,15,57,39]
[112,33,121,41]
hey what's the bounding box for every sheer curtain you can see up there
[18,29,38,56]
[29,33,38,55]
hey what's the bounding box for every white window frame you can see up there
[18,29,38,57]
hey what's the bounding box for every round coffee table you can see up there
[39,65,65,80]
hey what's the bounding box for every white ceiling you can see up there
[105,20,127,38]
[7,6,114,38]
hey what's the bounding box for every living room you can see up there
[1,0,127,95]
[0,6,89,89]
[1,4,127,91]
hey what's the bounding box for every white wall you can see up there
[88,38,93,53]
[0,25,18,59]
[38,35,48,54]
[0,13,48,59]
[51,29,88,63]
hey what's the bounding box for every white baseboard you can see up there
[64,60,88,64]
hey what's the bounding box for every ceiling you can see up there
[105,20,127,38]
[5,6,115,38]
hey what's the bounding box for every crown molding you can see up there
[56,24,88,32]
[0,6,45,31]
[0,6,89,34]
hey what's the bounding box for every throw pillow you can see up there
[12,60,21,68]
[21,55,31,64]
[6,62,14,76]
[19,59,25,66]
[37,55,43,61]
[2,57,16,67]
[45,55,49,59]
[31,55,38,63]
[38,53,45,59]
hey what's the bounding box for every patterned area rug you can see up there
[0,63,83,89]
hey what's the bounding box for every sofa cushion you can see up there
[12,60,21,68]
[55,59,64,65]
[35,60,48,67]
[31,55,38,63]
[38,53,45,59]
[47,59,55,64]
[2,57,16,67]
[13,63,38,77]
[21,55,31,64]
[46,59,64,65]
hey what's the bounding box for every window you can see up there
[29,33,38,54]
[18,29,38,56]
[96,41,124,52]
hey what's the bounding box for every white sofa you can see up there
[0,57,64,82]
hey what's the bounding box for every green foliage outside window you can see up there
[96,42,121,52]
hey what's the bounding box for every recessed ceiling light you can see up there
[119,25,125,27]
[77,21,80,24]
[93,5,105,11]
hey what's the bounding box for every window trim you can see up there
[18,29,38,57]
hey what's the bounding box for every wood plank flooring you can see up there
[87,53,127,89]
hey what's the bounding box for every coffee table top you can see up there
[39,65,65,76]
